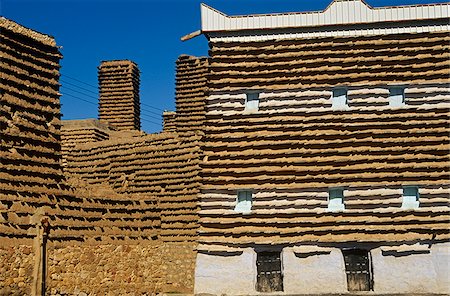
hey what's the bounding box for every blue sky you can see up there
[3,0,447,133]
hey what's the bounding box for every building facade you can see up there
[193,0,450,294]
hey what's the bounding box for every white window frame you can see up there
[389,86,405,107]
[327,187,345,212]
[235,190,253,213]
[401,186,419,209]
[331,87,349,110]
[245,92,260,112]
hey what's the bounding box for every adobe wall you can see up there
[199,31,450,250]
[52,55,209,293]
[98,60,141,131]
[1,17,203,294]
[195,31,450,294]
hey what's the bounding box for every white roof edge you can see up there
[201,0,450,32]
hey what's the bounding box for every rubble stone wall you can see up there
[47,243,163,295]
[0,244,34,296]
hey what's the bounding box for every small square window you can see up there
[389,87,405,107]
[401,186,419,209]
[331,88,348,110]
[328,188,345,212]
[245,92,259,111]
[235,190,252,213]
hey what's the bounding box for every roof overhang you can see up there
[182,0,450,42]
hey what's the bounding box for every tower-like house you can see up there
[190,0,450,294]
[98,60,141,131]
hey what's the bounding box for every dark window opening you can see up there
[256,251,283,292]
[342,249,373,291]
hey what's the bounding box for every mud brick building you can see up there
[191,0,450,294]
[1,0,450,295]
[0,18,203,295]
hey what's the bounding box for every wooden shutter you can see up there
[256,251,283,292]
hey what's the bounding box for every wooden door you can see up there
[343,249,372,291]
[256,251,283,292]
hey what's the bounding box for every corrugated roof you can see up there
[192,0,450,42]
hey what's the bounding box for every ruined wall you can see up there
[0,17,195,295]
[199,31,450,249]
[98,60,141,131]
[57,55,208,292]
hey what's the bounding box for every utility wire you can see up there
[140,113,162,121]
[62,85,98,100]
[61,74,98,89]
[60,79,98,95]
[141,102,164,111]
[61,86,161,118]
[61,84,164,117]
[61,75,166,112]
[61,92,97,106]
[60,92,161,126]
[141,118,161,126]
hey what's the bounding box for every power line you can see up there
[141,118,161,126]
[141,113,162,121]
[61,75,166,112]
[141,102,164,112]
[61,84,163,117]
[61,85,98,100]
[61,92,97,106]
[61,74,98,89]
[60,92,161,126]
[60,79,98,95]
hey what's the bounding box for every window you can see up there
[331,88,348,110]
[234,190,252,213]
[389,87,405,107]
[245,92,259,112]
[342,249,373,291]
[401,186,419,209]
[328,188,345,212]
[256,251,283,292]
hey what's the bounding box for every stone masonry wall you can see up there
[0,245,34,296]
[47,243,163,295]
[160,242,197,293]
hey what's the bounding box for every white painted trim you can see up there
[200,0,450,41]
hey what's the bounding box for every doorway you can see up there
[342,249,373,291]
[256,251,283,292]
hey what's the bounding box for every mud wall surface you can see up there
[1,17,200,295]
[175,55,209,133]
[0,16,63,242]
[61,119,112,168]
[98,60,141,131]
[65,132,202,243]
[62,131,202,293]
[162,111,177,133]
[199,31,450,250]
